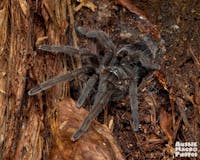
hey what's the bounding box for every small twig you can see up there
[169,88,176,131]
[104,105,109,125]
[149,93,157,127]
[108,116,114,132]
[160,108,173,145]
[191,77,200,112]
[0,89,6,94]
[189,46,200,71]
[179,82,198,110]
[74,0,97,12]
[172,116,182,143]
[176,97,191,129]
[115,0,147,20]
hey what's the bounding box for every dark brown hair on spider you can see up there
[28,26,161,141]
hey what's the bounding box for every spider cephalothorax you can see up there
[28,27,161,141]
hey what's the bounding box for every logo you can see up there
[174,142,198,158]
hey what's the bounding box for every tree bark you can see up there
[0,0,71,159]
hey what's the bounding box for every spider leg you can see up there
[77,27,117,67]
[142,36,158,59]
[71,89,113,141]
[121,65,139,131]
[77,74,98,108]
[72,75,114,141]
[38,44,96,57]
[76,26,116,52]
[129,79,139,131]
[101,51,114,66]
[118,45,160,70]
[121,63,138,79]
[28,67,92,95]
[138,53,160,70]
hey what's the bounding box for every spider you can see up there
[28,26,161,141]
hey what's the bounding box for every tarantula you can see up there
[28,27,161,141]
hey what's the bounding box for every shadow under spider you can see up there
[28,26,161,141]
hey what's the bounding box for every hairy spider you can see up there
[28,27,161,141]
